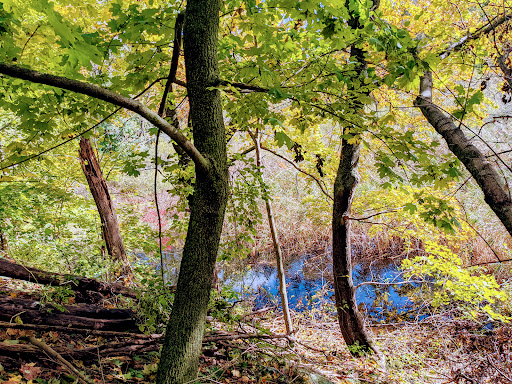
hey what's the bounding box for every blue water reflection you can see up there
[225,256,418,321]
[142,249,420,321]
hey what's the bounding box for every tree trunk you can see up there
[0,296,137,331]
[0,229,7,256]
[251,131,293,335]
[156,0,229,382]
[415,72,512,238]
[333,141,380,355]
[497,49,512,92]
[0,258,138,298]
[332,0,381,359]
[78,137,132,278]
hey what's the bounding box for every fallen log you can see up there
[0,331,291,367]
[0,339,159,363]
[0,321,152,338]
[0,258,137,298]
[25,336,95,384]
[0,296,138,331]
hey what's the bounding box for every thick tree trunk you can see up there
[415,72,512,237]
[251,131,293,335]
[156,0,229,382]
[333,142,380,355]
[332,0,381,359]
[0,258,137,298]
[78,137,132,277]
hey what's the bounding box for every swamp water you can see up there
[159,250,419,322]
[223,255,417,321]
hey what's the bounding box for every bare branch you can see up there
[356,280,425,290]
[258,145,334,201]
[25,336,95,384]
[348,208,399,221]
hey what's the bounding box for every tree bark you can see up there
[156,1,229,383]
[0,296,137,331]
[0,258,137,298]
[78,137,132,278]
[332,0,381,359]
[0,229,7,255]
[250,130,293,335]
[415,72,512,238]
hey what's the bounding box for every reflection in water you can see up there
[144,249,419,322]
[226,260,328,311]
[224,255,418,321]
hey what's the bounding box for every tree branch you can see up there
[25,336,95,384]
[439,13,512,60]
[0,62,210,173]
[258,145,333,201]
[155,12,186,283]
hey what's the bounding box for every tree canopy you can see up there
[1,0,512,383]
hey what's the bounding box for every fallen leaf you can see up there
[4,374,22,384]
[20,363,41,381]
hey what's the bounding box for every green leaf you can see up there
[274,131,294,149]
[404,203,417,214]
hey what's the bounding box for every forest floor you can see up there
[1,283,511,384]
[0,272,511,384]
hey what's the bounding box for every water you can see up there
[224,255,418,321]
[226,259,328,311]
[140,250,419,322]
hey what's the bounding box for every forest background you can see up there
[0,0,512,383]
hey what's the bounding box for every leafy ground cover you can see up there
[1,274,511,384]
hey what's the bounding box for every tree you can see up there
[156,0,229,381]
[1,1,511,382]
[414,14,512,239]
[0,0,226,381]
[249,129,293,335]
[331,0,382,359]
[78,136,132,278]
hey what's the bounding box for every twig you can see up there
[24,336,95,384]
[348,208,399,221]
[203,332,289,343]
[260,145,333,201]
[241,305,278,318]
[0,321,156,339]
[486,355,512,383]
[470,258,512,266]
[355,280,424,290]
[97,346,105,384]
